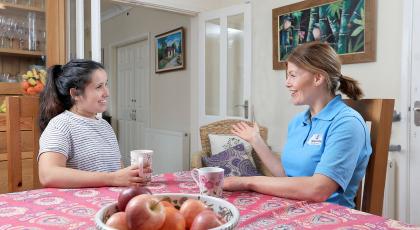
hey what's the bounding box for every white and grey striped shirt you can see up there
[39,110,121,172]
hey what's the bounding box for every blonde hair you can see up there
[286,42,363,100]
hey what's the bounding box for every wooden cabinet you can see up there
[0,0,66,193]
[0,1,46,88]
[0,0,65,93]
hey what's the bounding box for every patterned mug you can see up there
[191,167,224,197]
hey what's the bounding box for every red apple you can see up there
[190,210,225,230]
[159,206,186,230]
[105,211,129,230]
[125,194,166,230]
[118,186,152,211]
[179,199,207,228]
[160,200,175,209]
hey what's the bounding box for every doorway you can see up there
[112,35,151,166]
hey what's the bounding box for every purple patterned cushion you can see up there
[202,143,261,177]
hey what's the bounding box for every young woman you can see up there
[224,42,372,208]
[38,59,149,188]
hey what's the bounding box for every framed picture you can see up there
[155,27,185,73]
[272,0,376,69]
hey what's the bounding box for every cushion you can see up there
[208,134,256,167]
[202,143,261,177]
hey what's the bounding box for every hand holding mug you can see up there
[130,150,154,183]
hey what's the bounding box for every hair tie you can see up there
[52,65,63,78]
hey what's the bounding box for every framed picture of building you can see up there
[272,0,376,69]
[155,27,185,73]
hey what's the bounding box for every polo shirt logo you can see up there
[308,134,323,145]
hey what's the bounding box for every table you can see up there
[0,171,417,229]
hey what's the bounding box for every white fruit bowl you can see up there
[95,193,240,230]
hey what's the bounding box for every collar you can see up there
[301,95,346,125]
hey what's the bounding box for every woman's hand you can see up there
[111,164,152,187]
[223,176,250,191]
[231,122,260,144]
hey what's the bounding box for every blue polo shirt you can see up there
[281,95,372,208]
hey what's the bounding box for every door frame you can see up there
[198,3,252,126]
[400,0,414,223]
[108,33,152,130]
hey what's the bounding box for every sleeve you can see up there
[38,123,71,161]
[314,116,366,193]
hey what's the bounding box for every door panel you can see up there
[117,39,150,166]
[205,18,221,116]
[410,0,420,224]
[227,13,245,117]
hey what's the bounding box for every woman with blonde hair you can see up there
[224,42,371,208]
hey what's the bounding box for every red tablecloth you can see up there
[0,171,417,229]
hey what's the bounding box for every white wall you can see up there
[101,6,191,132]
[251,0,406,221]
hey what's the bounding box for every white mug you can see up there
[130,150,153,180]
[191,167,224,197]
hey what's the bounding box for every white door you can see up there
[198,3,252,125]
[117,39,150,166]
[409,0,420,224]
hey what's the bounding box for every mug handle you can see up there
[191,168,200,185]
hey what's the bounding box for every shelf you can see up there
[0,83,23,95]
[1,2,44,13]
[0,48,44,58]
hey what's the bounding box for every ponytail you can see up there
[339,75,363,100]
[39,59,104,132]
[39,65,64,132]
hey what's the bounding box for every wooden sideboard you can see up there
[0,0,65,193]
[0,97,39,193]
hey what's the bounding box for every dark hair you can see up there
[39,59,104,131]
[286,42,363,100]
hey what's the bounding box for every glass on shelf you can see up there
[27,12,36,51]
[0,73,20,83]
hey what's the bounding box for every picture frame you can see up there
[155,27,185,73]
[272,0,376,70]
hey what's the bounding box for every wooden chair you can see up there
[0,96,41,193]
[191,119,278,176]
[344,99,395,216]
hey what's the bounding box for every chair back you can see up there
[2,96,41,193]
[344,99,394,216]
[200,119,268,155]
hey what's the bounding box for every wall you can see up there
[251,0,406,220]
[134,0,244,12]
[101,6,191,133]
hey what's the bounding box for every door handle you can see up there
[414,101,420,126]
[234,100,249,119]
[389,144,401,152]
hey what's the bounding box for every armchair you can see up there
[191,119,279,176]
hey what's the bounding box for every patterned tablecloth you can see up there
[0,171,418,229]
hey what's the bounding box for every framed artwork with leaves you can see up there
[272,0,376,69]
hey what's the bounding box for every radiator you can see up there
[382,156,396,219]
[144,128,190,174]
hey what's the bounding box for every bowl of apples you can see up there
[95,186,240,230]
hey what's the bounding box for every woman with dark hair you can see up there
[38,59,148,188]
[224,42,372,209]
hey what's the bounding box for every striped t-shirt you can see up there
[38,110,121,172]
